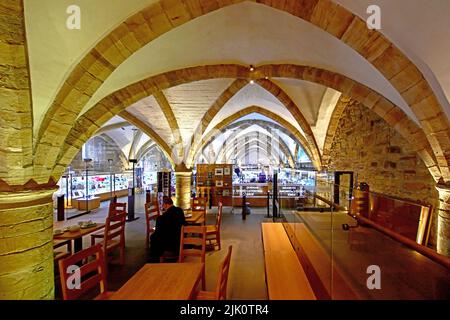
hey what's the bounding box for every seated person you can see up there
[148,196,186,262]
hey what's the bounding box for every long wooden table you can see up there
[111,262,204,300]
[261,223,316,300]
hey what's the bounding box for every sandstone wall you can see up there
[327,102,439,247]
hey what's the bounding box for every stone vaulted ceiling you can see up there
[20,0,450,181]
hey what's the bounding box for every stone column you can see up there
[0,187,56,299]
[435,183,450,257]
[174,171,192,211]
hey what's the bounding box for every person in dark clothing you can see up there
[148,196,186,262]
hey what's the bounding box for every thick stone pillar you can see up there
[174,166,192,211]
[0,187,55,299]
[436,183,450,257]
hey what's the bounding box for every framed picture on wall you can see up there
[216,180,223,187]
[224,167,231,175]
[215,168,223,176]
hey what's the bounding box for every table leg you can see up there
[74,237,83,252]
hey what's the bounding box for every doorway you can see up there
[334,171,354,208]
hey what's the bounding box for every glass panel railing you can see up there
[278,174,450,299]
[330,183,450,299]
[279,176,335,299]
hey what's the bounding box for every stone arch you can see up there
[192,105,316,168]
[135,140,156,162]
[201,119,304,159]
[187,78,319,168]
[190,79,249,158]
[53,64,439,182]
[35,0,450,182]
[231,145,279,166]
[321,95,353,167]
[210,121,297,167]
[254,79,320,167]
[218,132,295,168]
[92,121,131,137]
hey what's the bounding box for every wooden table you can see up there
[111,263,204,300]
[185,210,204,224]
[54,223,105,252]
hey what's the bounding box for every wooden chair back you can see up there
[179,225,207,263]
[216,202,223,229]
[58,244,107,300]
[109,202,127,217]
[215,245,233,300]
[145,202,159,232]
[103,210,126,250]
[145,202,159,248]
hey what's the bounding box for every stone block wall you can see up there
[327,102,439,247]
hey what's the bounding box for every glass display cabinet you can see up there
[57,172,133,203]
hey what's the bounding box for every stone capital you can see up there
[174,162,192,174]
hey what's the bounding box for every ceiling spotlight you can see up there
[264,76,269,80]
[249,80,255,84]
[249,65,255,72]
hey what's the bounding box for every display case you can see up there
[279,185,304,197]
[233,183,269,207]
[142,171,158,193]
[58,172,133,202]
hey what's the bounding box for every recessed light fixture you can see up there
[250,80,255,84]
[264,76,269,80]
[249,65,255,72]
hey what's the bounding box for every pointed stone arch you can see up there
[217,131,295,168]
[192,105,317,168]
[35,0,450,182]
[230,144,280,166]
[186,77,320,170]
[321,96,353,167]
[52,64,439,182]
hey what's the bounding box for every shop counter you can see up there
[72,197,101,211]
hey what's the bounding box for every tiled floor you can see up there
[53,194,268,300]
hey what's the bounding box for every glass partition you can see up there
[278,172,450,299]
[279,172,335,299]
[57,172,134,200]
[330,183,450,299]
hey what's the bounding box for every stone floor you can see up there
[53,194,268,300]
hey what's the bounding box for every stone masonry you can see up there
[328,102,440,247]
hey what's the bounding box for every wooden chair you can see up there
[206,202,223,250]
[92,211,126,265]
[192,197,207,225]
[91,202,127,244]
[195,245,232,300]
[145,202,159,249]
[53,239,72,263]
[108,202,127,217]
[58,243,114,300]
[179,225,207,290]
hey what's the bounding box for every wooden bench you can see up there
[285,222,359,300]
[261,223,316,300]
